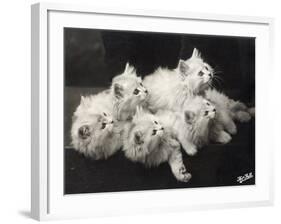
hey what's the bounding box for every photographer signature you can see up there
[237,172,253,184]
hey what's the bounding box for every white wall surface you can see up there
[0,0,279,223]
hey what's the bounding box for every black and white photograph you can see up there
[64,28,255,194]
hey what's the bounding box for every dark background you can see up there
[64,28,255,194]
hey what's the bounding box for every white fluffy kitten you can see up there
[71,63,148,159]
[157,96,231,157]
[123,107,192,182]
[71,92,123,159]
[144,48,254,135]
[178,49,254,125]
[203,89,253,136]
[143,48,213,112]
[111,63,148,121]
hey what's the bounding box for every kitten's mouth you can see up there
[140,91,148,100]
[152,127,164,136]
[204,109,216,119]
[209,112,216,119]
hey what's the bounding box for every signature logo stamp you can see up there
[237,172,254,184]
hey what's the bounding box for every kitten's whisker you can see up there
[212,77,223,87]
[212,74,224,88]
[212,75,223,83]
[208,81,216,89]
[213,74,224,81]
[213,80,222,89]
[211,77,220,88]
[213,70,223,75]
[208,83,214,89]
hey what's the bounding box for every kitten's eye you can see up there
[133,88,140,95]
[101,122,106,129]
[103,112,107,116]
[140,83,143,87]
[154,121,158,125]
[152,129,157,136]
[206,102,210,106]
[198,71,204,77]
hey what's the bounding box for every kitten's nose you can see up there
[208,73,212,77]
[213,108,216,112]
[160,127,164,131]
[144,89,148,94]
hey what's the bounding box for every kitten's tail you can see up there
[248,107,255,117]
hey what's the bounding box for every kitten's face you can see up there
[73,112,114,143]
[112,63,148,105]
[126,109,164,158]
[183,96,216,127]
[72,96,115,144]
[178,48,214,93]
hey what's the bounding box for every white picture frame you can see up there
[31,2,274,221]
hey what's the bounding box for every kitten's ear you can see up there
[80,95,87,107]
[124,62,135,74]
[178,60,190,76]
[134,131,143,145]
[191,48,201,58]
[184,111,195,125]
[78,125,91,139]
[124,62,130,72]
[113,83,124,99]
[80,95,85,104]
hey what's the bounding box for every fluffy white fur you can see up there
[111,63,148,121]
[204,89,254,134]
[123,107,192,182]
[144,48,254,136]
[71,63,148,159]
[143,48,213,112]
[157,96,231,156]
[71,91,123,159]
[203,89,238,134]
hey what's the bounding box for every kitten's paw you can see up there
[225,121,237,135]
[185,146,197,156]
[169,138,181,149]
[248,107,255,117]
[216,131,232,144]
[236,111,251,122]
[175,166,192,182]
[179,166,186,173]
[181,172,192,182]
